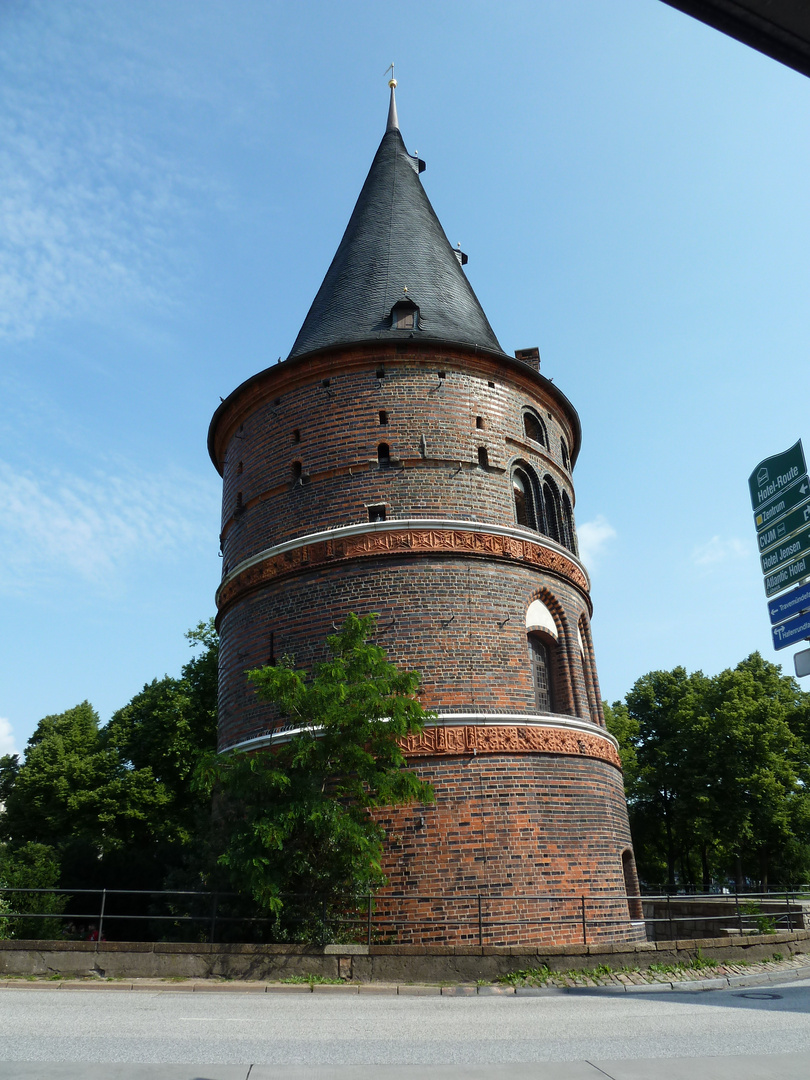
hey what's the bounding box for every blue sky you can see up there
[1,0,809,756]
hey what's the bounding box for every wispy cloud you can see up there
[0,458,219,594]
[692,536,751,566]
[0,5,205,340]
[0,103,189,339]
[0,717,18,759]
[577,515,617,568]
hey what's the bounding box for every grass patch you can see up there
[278,974,343,985]
[496,950,729,987]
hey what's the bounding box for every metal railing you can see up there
[0,886,806,947]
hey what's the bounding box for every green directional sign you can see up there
[749,440,806,512]
[765,553,810,597]
[757,494,810,552]
[755,475,810,535]
[761,522,810,576]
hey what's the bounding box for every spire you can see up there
[386,69,399,132]
[287,81,505,362]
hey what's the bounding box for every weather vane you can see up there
[384,61,396,88]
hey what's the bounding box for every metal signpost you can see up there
[750,441,810,670]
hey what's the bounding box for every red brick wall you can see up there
[210,339,639,944]
[373,754,643,945]
[216,554,602,751]
[213,346,579,574]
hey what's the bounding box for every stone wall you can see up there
[1,931,808,984]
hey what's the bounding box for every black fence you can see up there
[1,887,807,947]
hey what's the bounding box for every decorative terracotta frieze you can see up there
[400,724,621,769]
[217,526,588,613]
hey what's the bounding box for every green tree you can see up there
[0,843,66,939]
[0,622,219,900]
[607,653,810,891]
[197,614,434,938]
[102,620,218,847]
[0,702,106,849]
[607,666,714,888]
[698,653,810,890]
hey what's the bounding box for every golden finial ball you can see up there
[389,78,397,88]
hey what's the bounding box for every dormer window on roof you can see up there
[390,299,419,331]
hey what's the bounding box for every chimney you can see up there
[514,346,540,371]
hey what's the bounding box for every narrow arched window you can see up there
[543,480,561,543]
[562,492,577,555]
[561,437,570,471]
[377,442,390,467]
[512,469,537,530]
[528,635,554,712]
[523,410,547,446]
[478,446,488,469]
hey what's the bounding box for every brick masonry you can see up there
[209,340,643,944]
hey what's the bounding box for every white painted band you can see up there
[222,712,617,755]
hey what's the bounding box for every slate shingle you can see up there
[287,93,505,361]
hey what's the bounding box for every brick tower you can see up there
[209,84,643,944]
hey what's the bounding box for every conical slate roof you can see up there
[287,88,505,361]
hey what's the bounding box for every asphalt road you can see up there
[1,982,809,1079]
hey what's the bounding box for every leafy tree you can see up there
[0,622,219,903]
[0,843,66,939]
[607,653,810,891]
[0,702,107,849]
[698,654,810,890]
[0,754,19,805]
[197,614,434,938]
[102,620,218,847]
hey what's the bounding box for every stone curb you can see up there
[1,964,809,996]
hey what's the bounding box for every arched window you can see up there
[543,478,561,543]
[562,492,577,555]
[578,614,601,725]
[512,467,538,530]
[560,437,570,471]
[526,599,558,714]
[526,599,558,639]
[523,410,547,446]
[528,636,554,712]
[377,442,390,468]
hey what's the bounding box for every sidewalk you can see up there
[2,1057,810,1079]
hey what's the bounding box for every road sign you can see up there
[748,440,806,513]
[764,553,810,597]
[754,475,810,536]
[796,649,810,677]
[772,609,810,651]
[758,498,810,553]
[768,580,810,626]
[760,523,810,575]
